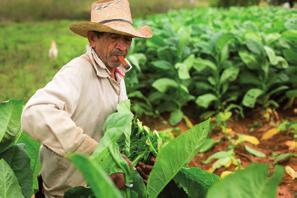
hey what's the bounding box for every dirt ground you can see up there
[142,108,297,198]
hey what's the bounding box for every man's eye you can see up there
[125,38,132,42]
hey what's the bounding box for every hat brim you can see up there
[69,21,152,39]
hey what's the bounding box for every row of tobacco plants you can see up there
[126,7,297,124]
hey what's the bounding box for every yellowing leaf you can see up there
[285,166,297,180]
[285,141,297,150]
[235,134,259,145]
[262,108,273,120]
[220,171,233,179]
[183,115,193,129]
[262,128,279,140]
[208,167,215,173]
[224,128,236,136]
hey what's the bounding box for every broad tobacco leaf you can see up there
[92,100,133,174]
[169,109,184,126]
[70,154,122,198]
[242,88,263,108]
[0,100,24,153]
[17,133,41,190]
[174,167,219,198]
[196,94,218,109]
[147,119,210,198]
[152,78,178,93]
[0,159,24,198]
[1,144,33,198]
[206,163,284,198]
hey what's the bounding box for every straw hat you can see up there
[70,0,153,38]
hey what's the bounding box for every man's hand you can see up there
[110,173,125,189]
[136,155,156,182]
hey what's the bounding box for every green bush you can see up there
[210,0,261,7]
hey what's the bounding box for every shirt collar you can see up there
[86,46,110,78]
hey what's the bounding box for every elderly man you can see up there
[21,0,152,197]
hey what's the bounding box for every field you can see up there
[0,5,297,198]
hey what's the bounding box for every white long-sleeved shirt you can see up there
[21,46,128,197]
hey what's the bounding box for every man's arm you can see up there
[21,63,98,156]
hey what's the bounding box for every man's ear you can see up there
[87,31,97,48]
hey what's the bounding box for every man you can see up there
[21,0,152,197]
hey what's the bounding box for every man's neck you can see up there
[107,67,116,80]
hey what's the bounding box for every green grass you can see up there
[0,20,88,100]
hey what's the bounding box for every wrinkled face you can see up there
[87,32,132,70]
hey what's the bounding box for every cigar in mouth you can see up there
[118,56,132,71]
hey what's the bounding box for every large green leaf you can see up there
[194,58,217,72]
[174,167,219,198]
[151,60,172,70]
[17,133,40,190]
[264,46,288,68]
[99,100,133,155]
[129,169,147,198]
[242,88,263,108]
[175,55,195,80]
[152,78,178,93]
[0,100,24,153]
[245,39,264,55]
[93,100,133,174]
[1,144,33,198]
[127,53,146,71]
[239,71,261,86]
[283,48,297,64]
[177,27,192,57]
[196,94,218,109]
[286,89,297,98]
[70,154,122,198]
[215,33,235,51]
[206,164,284,198]
[239,50,259,70]
[220,67,239,84]
[282,30,297,47]
[169,109,184,126]
[215,33,235,62]
[147,120,210,198]
[0,159,24,198]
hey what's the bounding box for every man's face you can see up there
[88,32,132,69]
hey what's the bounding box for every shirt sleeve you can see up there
[21,63,98,156]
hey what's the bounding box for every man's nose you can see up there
[116,38,130,51]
